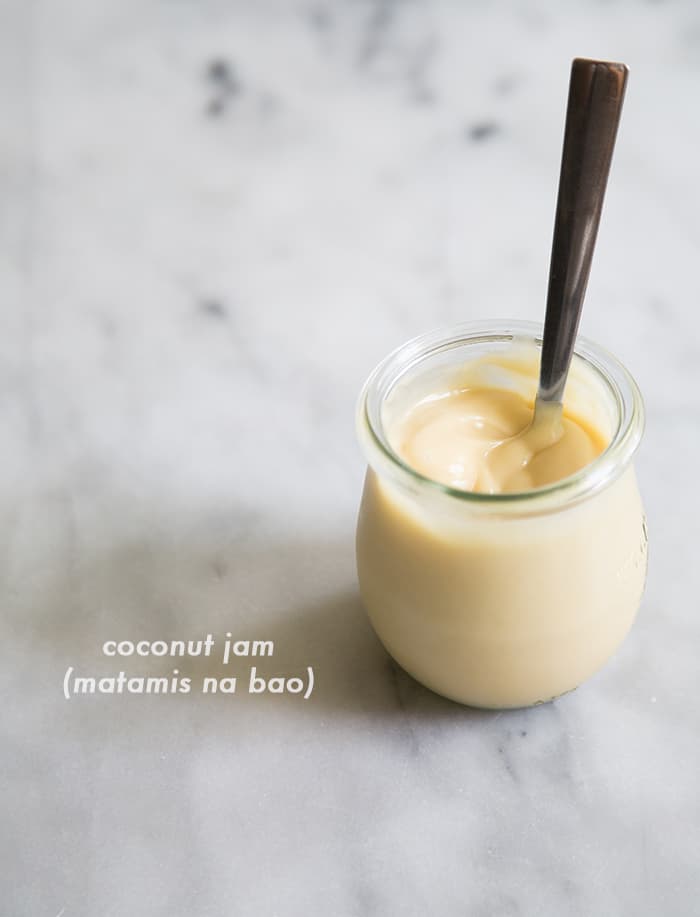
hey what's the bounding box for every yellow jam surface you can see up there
[391,385,608,494]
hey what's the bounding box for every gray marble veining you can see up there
[2,1,700,914]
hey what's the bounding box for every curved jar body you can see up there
[355,321,647,709]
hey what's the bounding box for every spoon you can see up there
[482,57,628,492]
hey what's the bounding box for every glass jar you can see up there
[355,320,647,709]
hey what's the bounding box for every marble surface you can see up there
[2,1,700,914]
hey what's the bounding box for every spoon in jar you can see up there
[481,57,628,492]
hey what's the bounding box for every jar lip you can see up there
[357,319,645,509]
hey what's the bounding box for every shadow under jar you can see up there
[355,320,647,709]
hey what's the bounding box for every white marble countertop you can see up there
[3,1,700,914]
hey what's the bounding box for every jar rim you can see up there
[356,320,645,511]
